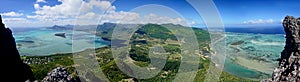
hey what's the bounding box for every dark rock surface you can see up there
[0,15,35,81]
[262,16,300,82]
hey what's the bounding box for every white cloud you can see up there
[75,11,141,25]
[36,0,46,3]
[95,12,188,25]
[88,0,116,12]
[3,18,28,22]
[34,4,40,9]
[103,11,140,22]
[11,0,193,27]
[78,12,97,19]
[190,21,196,25]
[28,0,116,25]
[2,18,34,27]
[33,0,83,17]
[1,12,24,17]
[243,19,274,24]
[141,13,186,25]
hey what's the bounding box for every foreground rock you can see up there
[262,16,300,82]
[42,67,76,82]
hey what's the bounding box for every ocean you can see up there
[11,27,109,56]
[222,26,285,80]
[225,26,285,34]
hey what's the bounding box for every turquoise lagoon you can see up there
[12,28,109,56]
[11,27,286,80]
[223,32,285,80]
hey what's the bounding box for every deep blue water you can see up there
[225,26,285,34]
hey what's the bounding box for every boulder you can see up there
[42,67,76,82]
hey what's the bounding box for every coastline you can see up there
[20,44,109,56]
[222,32,283,80]
[228,45,276,74]
[17,27,281,80]
[232,56,275,74]
[14,27,110,56]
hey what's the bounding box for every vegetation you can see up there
[25,23,255,81]
[22,53,75,80]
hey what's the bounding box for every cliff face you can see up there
[0,15,35,81]
[262,16,300,82]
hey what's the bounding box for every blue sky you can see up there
[0,0,300,27]
[215,0,300,27]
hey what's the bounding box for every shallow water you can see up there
[224,32,285,80]
[12,28,109,56]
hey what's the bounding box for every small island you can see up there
[54,33,66,38]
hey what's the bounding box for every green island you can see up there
[22,24,256,82]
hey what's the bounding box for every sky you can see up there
[0,0,300,28]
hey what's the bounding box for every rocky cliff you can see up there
[0,15,35,81]
[262,16,300,82]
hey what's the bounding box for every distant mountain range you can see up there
[48,23,284,34]
[47,25,74,30]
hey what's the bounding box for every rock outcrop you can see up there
[262,16,300,82]
[0,15,35,81]
[42,67,76,82]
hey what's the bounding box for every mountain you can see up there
[95,23,210,43]
[47,25,73,30]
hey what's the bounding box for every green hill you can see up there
[25,23,256,82]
